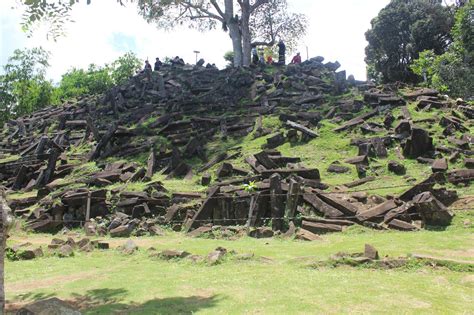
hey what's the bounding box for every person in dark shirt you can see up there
[251,45,259,64]
[144,60,152,71]
[154,57,162,71]
[171,56,185,66]
[277,40,286,65]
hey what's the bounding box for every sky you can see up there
[0,0,392,82]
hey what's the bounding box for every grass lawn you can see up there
[4,210,474,314]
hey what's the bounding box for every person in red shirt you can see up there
[291,52,302,64]
[266,55,273,64]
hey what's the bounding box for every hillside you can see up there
[1,58,473,238]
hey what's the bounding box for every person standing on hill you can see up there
[154,57,162,71]
[291,52,302,64]
[251,45,259,64]
[266,55,273,64]
[258,47,265,65]
[144,60,152,72]
[278,40,286,65]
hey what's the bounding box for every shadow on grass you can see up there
[9,288,222,314]
[15,292,56,302]
[68,288,222,314]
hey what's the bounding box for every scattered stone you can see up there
[248,227,274,238]
[432,158,448,173]
[403,127,434,158]
[187,225,212,238]
[364,244,379,260]
[149,225,165,236]
[187,254,204,263]
[110,225,132,237]
[84,222,97,236]
[201,173,212,185]
[388,160,406,175]
[157,249,191,260]
[16,247,44,260]
[413,192,454,226]
[57,244,74,257]
[295,228,322,241]
[119,239,138,255]
[206,247,227,265]
[351,192,368,203]
[327,162,350,174]
[464,158,474,169]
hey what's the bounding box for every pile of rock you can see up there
[1,56,472,236]
[6,237,109,261]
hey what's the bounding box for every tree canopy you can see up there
[18,0,307,67]
[0,47,55,123]
[0,48,143,124]
[365,0,454,83]
[410,2,473,99]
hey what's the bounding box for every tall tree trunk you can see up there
[229,21,243,67]
[224,0,243,67]
[241,13,251,66]
[240,1,252,67]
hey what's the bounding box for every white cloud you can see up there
[1,0,391,81]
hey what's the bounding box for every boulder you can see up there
[84,222,97,236]
[201,173,212,185]
[432,158,448,173]
[413,192,454,226]
[248,227,274,238]
[187,225,212,238]
[364,244,379,260]
[403,127,434,158]
[465,158,474,169]
[295,228,322,241]
[157,249,190,260]
[17,247,44,260]
[388,161,406,175]
[327,162,350,174]
[110,225,132,237]
[149,225,165,236]
[206,247,227,265]
[58,244,74,257]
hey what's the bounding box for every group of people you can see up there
[252,40,302,66]
[143,40,302,73]
[144,56,184,72]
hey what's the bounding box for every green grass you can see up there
[5,210,474,314]
[6,190,38,200]
[0,154,20,164]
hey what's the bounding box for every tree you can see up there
[54,52,141,102]
[365,0,454,83]
[223,50,235,68]
[18,0,307,67]
[111,51,142,85]
[0,47,55,123]
[411,2,473,98]
[55,64,114,101]
[250,0,307,52]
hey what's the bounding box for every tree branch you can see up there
[251,40,275,47]
[180,1,224,22]
[250,0,270,13]
[209,0,226,19]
